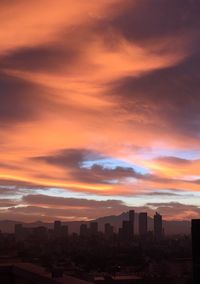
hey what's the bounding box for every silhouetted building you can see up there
[122,220,130,241]
[118,227,123,240]
[104,223,114,238]
[129,210,135,239]
[119,211,135,241]
[33,226,47,241]
[139,212,148,237]
[90,222,98,235]
[80,224,88,237]
[54,220,61,233]
[60,225,68,238]
[53,221,68,239]
[192,219,200,284]
[154,212,162,241]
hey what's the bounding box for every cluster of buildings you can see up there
[1,213,197,284]
[118,211,163,242]
[191,219,200,284]
[80,221,114,239]
[80,210,163,242]
[15,220,68,242]
[14,210,163,243]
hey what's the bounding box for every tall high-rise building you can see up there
[90,222,98,235]
[139,212,148,237]
[129,210,135,239]
[192,219,200,284]
[33,226,47,241]
[122,220,130,241]
[54,220,62,238]
[80,224,88,237]
[104,223,114,237]
[54,220,61,232]
[154,212,162,241]
[61,225,68,238]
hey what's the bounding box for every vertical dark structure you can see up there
[54,220,62,238]
[129,210,135,240]
[122,220,130,241]
[80,224,88,237]
[90,222,98,235]
[154,212,162,241]
[192,219,200,284]
[61,225,68,238]
[104,223,114,237]
[139,212,148,237]
[54,220,61,232]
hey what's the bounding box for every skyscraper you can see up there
[192,219,200,284]
[129,210,135,239]
[54,220,61,232]
[122,220,130,241]
[139,212,148,237]
[154,212,162,241]
[90,222,98,235]
[80,224,88,237]
[104,223,114,237]
[54,220,62,238]
[61,225,68,238]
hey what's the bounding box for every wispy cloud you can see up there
[0,0,200,220]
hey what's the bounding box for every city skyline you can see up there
[1,0,200,222]
[14,209,162,239]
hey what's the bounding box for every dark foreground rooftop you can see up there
[0,263,91,284]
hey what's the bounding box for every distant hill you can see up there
[93,212,191,235]
[0,212,191,235]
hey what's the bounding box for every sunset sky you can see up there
[1,0,200,222]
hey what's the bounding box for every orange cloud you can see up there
[0,0,200,221]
